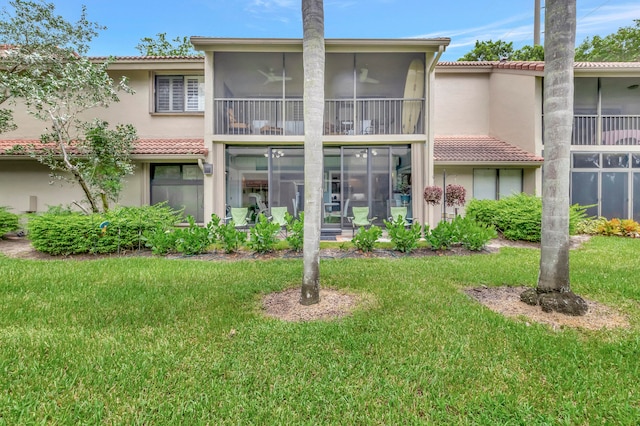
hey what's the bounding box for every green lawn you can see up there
[1,236,639,424]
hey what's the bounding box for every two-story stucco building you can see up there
[1,37,640,233]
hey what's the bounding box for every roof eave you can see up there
[434,160,543,167]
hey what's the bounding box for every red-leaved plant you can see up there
[423,185,443,205]
[445,184,466,207]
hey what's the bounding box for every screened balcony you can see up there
[214,51,427,136]
[214,98,425,136]
[544,114,640,145]
[563,77,640,145]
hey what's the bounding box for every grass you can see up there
[1,236,639,424]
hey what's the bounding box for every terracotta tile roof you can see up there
[0,138,207,157]
[434,135,543,164]
[437,60,640,71]
[90,55,204,62]
[134,138,207,155]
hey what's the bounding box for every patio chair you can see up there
[270,206,289,237]
[388,206,412,226]
[348,206,376,236]
[260,124,283,135]
[227,108,250,134]
[226,207,250,230]
[248,193,268,216]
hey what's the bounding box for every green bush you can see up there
[142,226,178,255]
[424,220,456,250]
[247,214,280,254]
[351,225,382,252]
[0,207,20,237]
[453,216,497,251]
[173,216,213,255]
[466,193,588,242]
[383,216,422,253]
[214,217,247,254]
[28,204,182,255]
[285,212,304,252]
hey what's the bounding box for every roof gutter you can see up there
[429,45,445,73]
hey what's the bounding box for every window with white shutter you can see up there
[185,76,205,112]
[155,75,203,113]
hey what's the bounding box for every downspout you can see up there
[429,45,444,73]
[424,45,444,226]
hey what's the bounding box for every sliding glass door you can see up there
[227,145,410,228]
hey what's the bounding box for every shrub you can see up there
[247,213,280,253]
[0,207,20,237]
[453,216,497,251]
[173,215,212,255]
[587,217,640,237]
[424,220,456,250]
[466,193,590,242]
[28,204,182,255]
[215,219,247,254]
[142,227,178,255]
[351,225,382,252]
[285,212,304,252]
[575,217,607,235]
[383,216,422,253]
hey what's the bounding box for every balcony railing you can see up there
[546,114,640,145]
[214,98,425,136]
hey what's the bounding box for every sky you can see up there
[3,0,639,61]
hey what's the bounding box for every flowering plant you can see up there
[445,184,466,207]
[423,185,443,205]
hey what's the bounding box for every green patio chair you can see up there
[348,206,376,236]
[389,206,412,226]
[226,207,250,230]
[270,206,289,237]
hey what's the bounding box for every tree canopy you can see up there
[135,33,201,56]
[458,40,544,61]
[0,0,136,212]
[575,19,640,61]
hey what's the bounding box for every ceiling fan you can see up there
[258,69,292,84]
[359,68,379,84]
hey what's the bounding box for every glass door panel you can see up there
[370,147,390,225]
[634,173,640,222]
[571,172,598,218]
[344,148,369,222]
[225,147,268,223]
[601,172,628,219]
[270,148,304,218]
[323,148,342,227]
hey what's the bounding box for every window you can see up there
[571,152,638,219]
[150,164,204,222]
[473,169,523,200]
[155,75,204,112]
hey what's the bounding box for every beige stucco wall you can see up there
[1,70,204,140]
[488,72,539,153]
[433,73,491,135]
[0,159,146,214]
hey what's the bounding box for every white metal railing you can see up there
[215,98,425,136]
[544,114,640,145]
[602,115,640,145]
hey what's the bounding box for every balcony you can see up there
[214,98,425,136]
[548,115,640,145]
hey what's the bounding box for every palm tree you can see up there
[300,0,324,305]
[521,0,587,315]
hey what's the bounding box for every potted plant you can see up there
[445,184,466,207]
[399,182,411,203]
[423,185,443,205]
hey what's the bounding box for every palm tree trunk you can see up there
[300,0,324,305]
[521,0,587,315]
